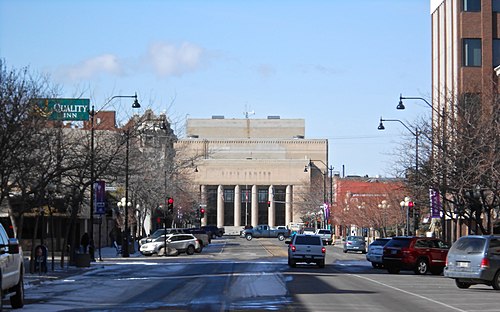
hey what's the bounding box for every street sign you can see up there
[35,98,90,121]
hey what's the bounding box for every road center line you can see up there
[350,274,467,312]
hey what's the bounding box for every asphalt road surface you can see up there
[14,236,500,311]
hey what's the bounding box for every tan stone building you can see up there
[175,116,328,231]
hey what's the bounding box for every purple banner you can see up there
[94,180,106,214]
[429,188,442,218]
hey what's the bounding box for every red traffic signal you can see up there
[200,206,205,218]
[408,201,414,213]
[167,197,174,213]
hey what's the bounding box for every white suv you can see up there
[0,223,24,309]
[286,234,326,268]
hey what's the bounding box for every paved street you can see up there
[11,237,500,311]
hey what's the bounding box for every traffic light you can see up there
[167,197,174,213]
[267,200,271,208]
[408,201,414,214]
[200,206,205,218]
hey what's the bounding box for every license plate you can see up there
[456,261,470,268]
[391,250,397,254]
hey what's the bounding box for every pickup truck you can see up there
[286,234,326,268]
[0,223,24,309]
[315,229,334,245]
[240,224,290,241]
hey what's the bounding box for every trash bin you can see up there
[34,245,48,274]
[74,253,91,267]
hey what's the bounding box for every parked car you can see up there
[286,234,326,268]
[343,236,366,254]
[315,229,334,245]
[444,235,500,290]
[139,228,186,246]
[383,236,449,275]
[0,222,24,309]
[139,234,200,256]
[366,238,391,268]
[201,225,225,239]
[183,228,211,250]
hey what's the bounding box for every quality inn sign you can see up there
[35,98,90,121]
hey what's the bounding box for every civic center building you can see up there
[175,116,328,231]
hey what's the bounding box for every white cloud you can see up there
[59,54,123,80]
[147,42,204,77]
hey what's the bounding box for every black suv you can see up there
[383,236,449,275]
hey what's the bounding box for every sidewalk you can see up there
[24,245,142,288]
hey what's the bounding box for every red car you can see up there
[382,236,449,275]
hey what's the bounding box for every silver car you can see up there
[366,238,391,268]
[343,236,366,254]
[444,235,500,290]
[140,234,200,256]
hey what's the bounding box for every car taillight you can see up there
[291,245,296,252]
[321,247,326,253]
[401,247,410,254]
[481,257,490,269]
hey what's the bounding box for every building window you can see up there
[463,39,482,67]
[493,0,500,12]
[463,0,481,12]
[494,39,500,67]
[241,188,251,204]
[258,189,268,203]
[224,189,234,203]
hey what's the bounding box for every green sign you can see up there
[36,98,90,121]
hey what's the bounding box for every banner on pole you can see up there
[429,188,442,218]
[94,180,106,214]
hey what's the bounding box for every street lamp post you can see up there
[117,196,131,257]
[400,197,412,235]
[90,93,140,260]
[397,94,448,241]
[378,117,420,234]
[304,160,334,230]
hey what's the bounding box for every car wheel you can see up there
[387,266,400,274]
[455,279,472,289]
[343,250,347,253]
[186,245,195,255]
[10,271,24,309]
[414,259,429,275]
[278,234,285,241]
[245,234,253,241]
[492,270,500,290]
[318,259,325,268]
[371,262,378,269]
[289,259,296,268]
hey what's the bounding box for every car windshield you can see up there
[450,237,486,254]
[295,236,321,245]
[385,238,411,248]
[318,230,331,234]
[371,239,390,246]
[347,236,364,242]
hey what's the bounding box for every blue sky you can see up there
[0,0,432,177]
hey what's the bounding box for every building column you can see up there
[234,185,241,227]
[217,185,224,227]
[286,185,293,226]
[251,185,258,226]
[268,185,275,227]
[201,185,207,226]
